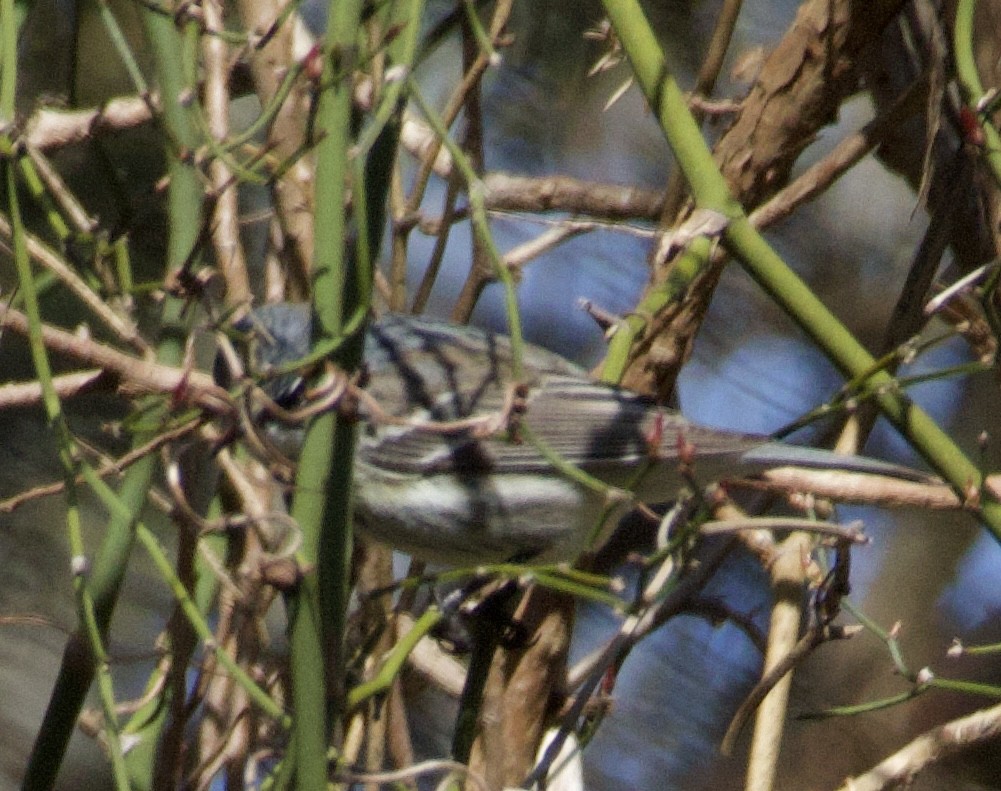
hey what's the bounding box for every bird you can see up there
[227,303,920,565]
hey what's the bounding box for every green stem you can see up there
[600,0,1001,543]
[9,158,130,790]
[347,608,444,708]
[954,0,1001,189]
[133,523,288,722]
[96,0,151,96]
[0,0,16,118]
[287,1,369,786]
[405,76,525,376]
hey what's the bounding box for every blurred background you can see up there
[4,0,1000,788]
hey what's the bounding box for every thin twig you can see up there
[0,221,149,353]
[337,759,491,791]
[0,368,106,408]
[0,307,229,412]
[660,0,745,221]
[203,0,250,306]
[834,700,1001,791]
[752,467,996,510]
[720,619,855,759]
[0,417,204,513]
[742,532,810,791]
[700,517,867,543]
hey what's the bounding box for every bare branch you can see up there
[25,96,154,152]
[835,700,1001,791]
[0,307,229,413]
[0,221,150,353]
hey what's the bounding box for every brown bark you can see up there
[619,0,910,399]
[466,586,574,791]
[714,0,907,209]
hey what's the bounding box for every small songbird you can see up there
[232,304,916,565]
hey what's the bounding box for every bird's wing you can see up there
[358,373,765,478]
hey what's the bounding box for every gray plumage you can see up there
[239,304,917,563]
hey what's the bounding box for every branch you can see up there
[25,96,154,151]
[0,307,229,413]
[835,700,1001,791]
[738,535,817,789]
[0,217,150,353]
[751,467,995,511]
[713,0,908,208]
